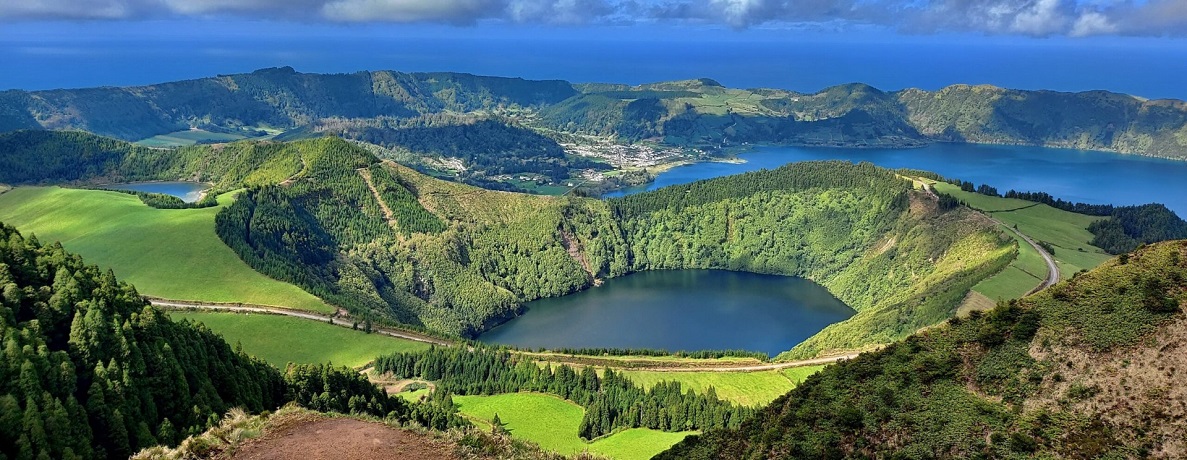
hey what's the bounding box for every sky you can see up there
[1,0,1186,96]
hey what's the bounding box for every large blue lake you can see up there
[479,270,854,356]
[606,144,1187,218]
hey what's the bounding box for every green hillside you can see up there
[170,312,430,368]
[0,223,467,460]
[0,187,330,312]
[0,131,1013,357]
[660,240,1187,459]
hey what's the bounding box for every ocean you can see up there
[3,30,1187,100]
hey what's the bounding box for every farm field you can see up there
[0,187,331,312]
[931,182,1113,299]
[620,365,824,407]
[455,393,694,460]
[134,128,249,147]
[172,311,430,368]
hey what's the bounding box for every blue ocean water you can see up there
[3,32,1187,100]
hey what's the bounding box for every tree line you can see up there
[373,347,754,440]
[0,223,463,460]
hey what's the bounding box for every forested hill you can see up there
[0,221,466,460]
[0,222,284,459]
[3,68,1187,159]
[659,240,1187,459]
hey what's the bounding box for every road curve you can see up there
[990,217,1061,294]
[148,299,452,346]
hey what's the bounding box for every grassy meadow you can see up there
[620,365,824,407]
[931,182,1113,300]
[134,129,248,147]
[0,187,331,312]
[171,311,430,368]
[455,393,694,460]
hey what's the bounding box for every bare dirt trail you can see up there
[231,417,458,460]
[357,167,398,224]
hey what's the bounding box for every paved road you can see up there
[149,299,452,346]
[989,217,1061,293]
[919,181,1059,293]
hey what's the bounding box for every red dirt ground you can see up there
[232,417,458,460]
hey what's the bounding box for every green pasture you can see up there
[134,129,248,147]
[455,393,694,460]
[0,187,331,312]
[171,311,429,368]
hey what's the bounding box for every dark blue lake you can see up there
[478,270,854,356]
[106,182,209,203]
[606,144,1187,218]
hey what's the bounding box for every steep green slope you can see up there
[0,131,1012,357]
[0,223,288,459]
[0,222,468,460]
[5,67,575,141]
[215,139,1009,356]
[660,241,1187,459]
[0,187,330,312]
[898,85,1187,157]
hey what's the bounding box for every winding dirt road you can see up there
[150,298,856,372]
[149,299,452,346]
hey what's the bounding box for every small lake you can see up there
[605,144,1187,218]
[478,270,855,356]
[106,181,209,203]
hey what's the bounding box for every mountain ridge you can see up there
[3,67,1187,161]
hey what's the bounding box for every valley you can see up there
[2,70,1187,460]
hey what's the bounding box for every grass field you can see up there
[171,311,429,368]
[455,393,694,460]
[932,182,1113,300]
[0,187,331,312]
[620,365,824,407]
[396,388,430,403]
[134,129,248,147]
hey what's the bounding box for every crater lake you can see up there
[478,270,855,356]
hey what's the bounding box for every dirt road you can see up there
[149,299,452,346]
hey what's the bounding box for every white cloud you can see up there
[0,0,136,19]
[1008,0,1069,35]
[0,0,1185,36]
[322,0,502,22]
[1070,10,1116,36]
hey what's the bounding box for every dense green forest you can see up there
[659,240,1187,458]
[374,347,753,439]
[0,223,464,459]
[6,68,1187,160]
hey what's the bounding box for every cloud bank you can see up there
[2,0,1185,36]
